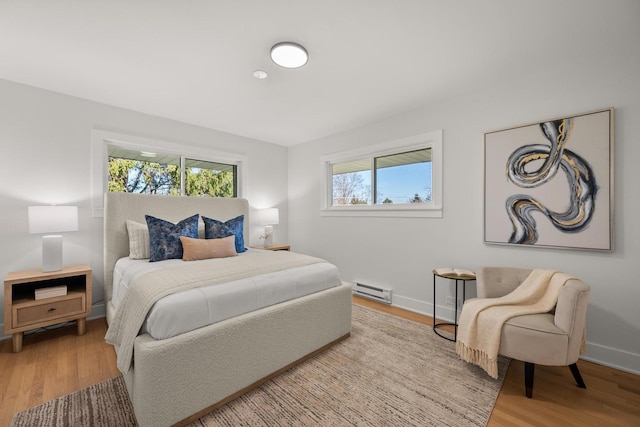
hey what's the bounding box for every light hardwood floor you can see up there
[1,297,638,426]
[0,319,120,426]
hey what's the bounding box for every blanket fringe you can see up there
[456,340,499,379]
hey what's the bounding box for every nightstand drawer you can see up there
[13,292,85,328]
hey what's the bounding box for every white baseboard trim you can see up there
[582,342,640,376]
[393,294,460,323]
[89,302,106,321]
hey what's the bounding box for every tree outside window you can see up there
[107,147,236,197]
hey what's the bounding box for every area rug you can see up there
[11,305,509,427]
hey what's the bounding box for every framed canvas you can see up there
[484,108,614,251]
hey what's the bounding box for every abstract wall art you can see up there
[484,108,614,251]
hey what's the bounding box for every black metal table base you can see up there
[432,273,473,342]
[433,321,457,342]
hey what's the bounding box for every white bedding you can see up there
[112,249,341,340]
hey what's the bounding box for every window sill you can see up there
[320,206,443,218]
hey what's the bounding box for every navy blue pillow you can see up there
[145,214,199,262]
[202,215,246,253]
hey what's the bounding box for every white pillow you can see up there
[126,220,150,259]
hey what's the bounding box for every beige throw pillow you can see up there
[180,235,237,261]
[126,220,150,259]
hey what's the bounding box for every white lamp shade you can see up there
[28,206,79,234]
[259,208,279,225]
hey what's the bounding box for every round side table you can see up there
[432,270,476,342]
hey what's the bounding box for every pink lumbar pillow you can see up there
[179,235,237,261]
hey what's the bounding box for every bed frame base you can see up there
[123,283,352,427]
[175,332,350,427]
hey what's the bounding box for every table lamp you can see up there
[28,205,79,272]
[259,208,279,247]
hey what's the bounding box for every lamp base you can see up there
[42,235,63,272]
[263,225,274,248]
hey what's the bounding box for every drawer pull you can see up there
[48,308,56,312]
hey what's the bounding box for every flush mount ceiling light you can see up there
[270,42,308,68]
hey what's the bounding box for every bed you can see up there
[103,192,352,427]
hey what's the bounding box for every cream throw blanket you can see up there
[106,251,326,373]
[455,269,573,379]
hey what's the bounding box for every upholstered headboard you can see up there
[103,192,249,308]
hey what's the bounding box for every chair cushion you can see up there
[505,313,565,335]
[499,313,570,366]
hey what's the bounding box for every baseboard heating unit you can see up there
[352,282,392,304]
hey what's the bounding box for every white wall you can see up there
[0,79,289,327]
[288,31,640,373]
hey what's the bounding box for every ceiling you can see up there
[0,1,633,146]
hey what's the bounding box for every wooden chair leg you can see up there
[524,362,535,398]
[569,363,587,389]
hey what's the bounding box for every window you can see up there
[92,130,246,217]
[321,130,442,217]
[331,148,432,205]
[107,147,237,197]
[108,147,181,195]
[184,158,236,197]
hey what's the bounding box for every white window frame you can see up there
[320,130,443,218]
[91,129,247,217]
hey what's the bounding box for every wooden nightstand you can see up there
[252,244,291,251]
[3,264,92,352]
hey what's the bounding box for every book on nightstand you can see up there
[35,285,67,300]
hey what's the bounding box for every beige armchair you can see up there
[476,267,590,398]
